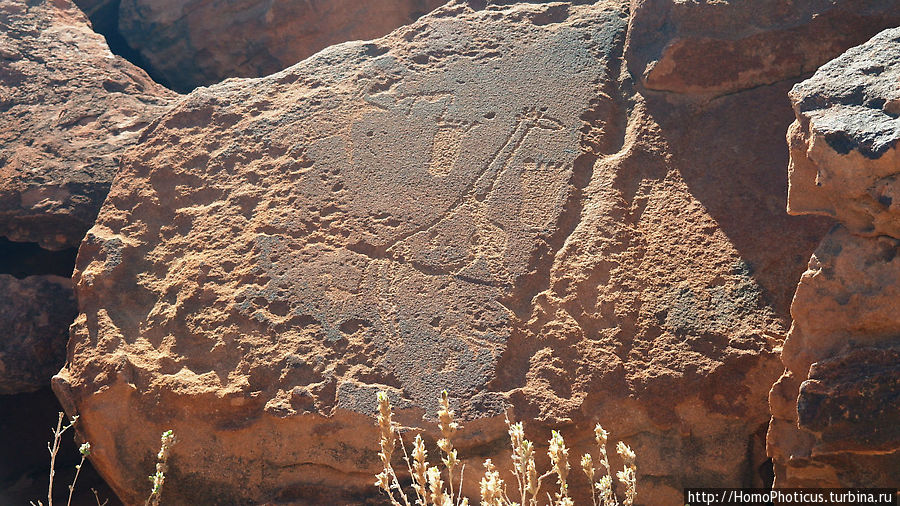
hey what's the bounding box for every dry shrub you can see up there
[375,391,637,506]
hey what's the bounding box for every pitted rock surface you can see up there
[0,0,176,250]
[54,1,837,504]
[770,28,900,488]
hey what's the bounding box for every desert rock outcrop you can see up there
[53,0,898,504]
[76,0,447,91]
[627,0,900,96]
[769,27,900,487]
[0,0,176,251]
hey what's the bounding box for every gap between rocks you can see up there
[0,237,77,279]
[75,0,174,90]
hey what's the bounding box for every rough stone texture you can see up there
[787,28,900,238]
[0,274,76,394]
[799,347,900,455]
[627,0,900,96]
[0,0,176,250]
[79,0,448,92]
[769,230,900,487]
[53,1,845,504]
[769,28,900,488]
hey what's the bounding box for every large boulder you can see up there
[0,0,176,251]
[76,0,448,91]
[769,27,900,487]
[626,0,900,96]
[54,1,861,504]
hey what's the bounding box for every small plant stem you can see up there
[395,431,419,506]
[47,412,65,506]
[67,454,87,506]
[456,463,465,506]
[44,412,78,506]
[91,488,109,506]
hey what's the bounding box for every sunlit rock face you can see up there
[49,0,900,504]
[769,27,900,488]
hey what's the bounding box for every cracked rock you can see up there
[770,28,900,488]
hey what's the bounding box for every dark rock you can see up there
[798,347,900,453]
[0,274,76,394]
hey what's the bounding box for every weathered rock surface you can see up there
[769,28,900,488]
[627,0,900,96]
[787,27,900,237]
[0,0,176,251]
[77,0,447,92]
[0,274,76,394]
[53,1,849,504]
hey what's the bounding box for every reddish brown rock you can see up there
[0,0,176,251]
[53,1,839,504]
[769,28,900,488]
[769,229,900,487]
[0,274,76,394]
[84,0,447,91]
[786,28,900,238]
[627,0,900,96]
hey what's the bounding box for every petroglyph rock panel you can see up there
[54,0,839,503]
[55,3,630,503]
